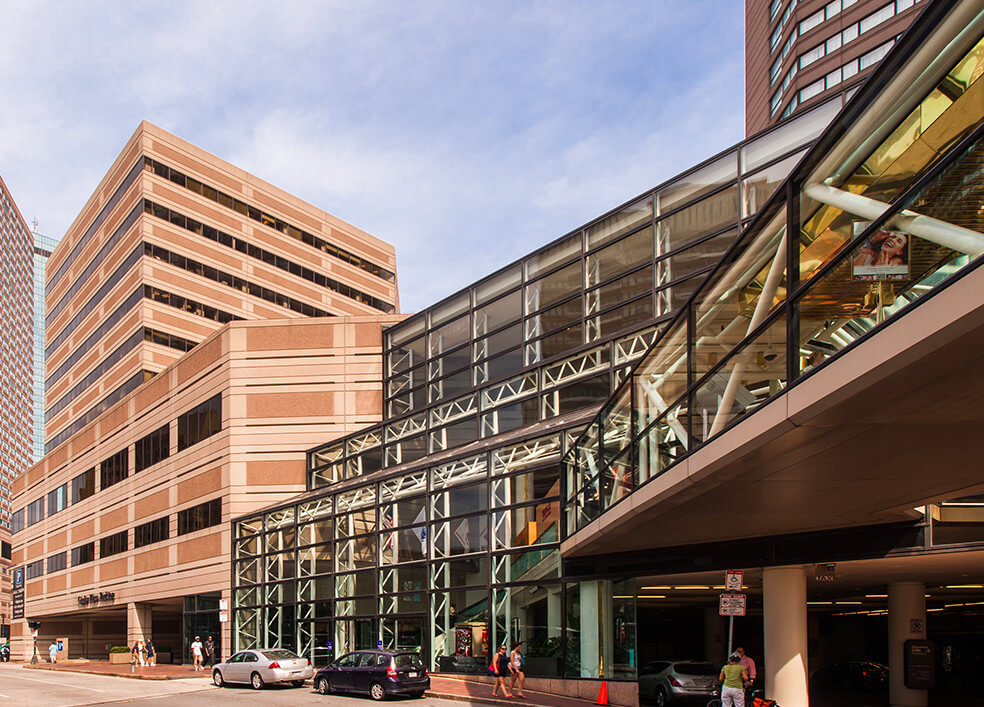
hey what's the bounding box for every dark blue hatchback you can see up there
[314,650,429,701]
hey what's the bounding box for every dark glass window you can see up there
[135,424,170,472]
[26,497,44,527]
[100,530,128,558]
[47,552,67,573]
[178,395,222,451]
[71,468,96,504]
[134,517,170,548]
[25,560,44,580]
[47,484,68,516]
[100,449,128,490]
[178,498,222,535]
[11,510,23,534]
[71,542,95,566]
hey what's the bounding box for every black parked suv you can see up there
[314,650,430,700]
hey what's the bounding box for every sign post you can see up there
[720,570,746,660]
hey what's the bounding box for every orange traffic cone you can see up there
[595,680,609,706]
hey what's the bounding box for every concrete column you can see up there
[763,566,809,707]
[888,582,927,707]
[579,581,600,677]
[127,602,152,647]
[704,606,727,663]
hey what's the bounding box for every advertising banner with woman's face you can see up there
[852,222,910,281]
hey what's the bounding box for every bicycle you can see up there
[705,686,721,707]
[706,687,777,707]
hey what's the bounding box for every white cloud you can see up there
[0,0,745,311]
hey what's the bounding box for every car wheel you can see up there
[369,681,387,701]
[212,670,224,687]
[655,687,668,707]
[291,680,305,688]
[317,677,332,695]
[250,672,264,690]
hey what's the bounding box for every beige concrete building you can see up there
[11,316,400,661]
[11,122,402,661]
[42,121,398,455]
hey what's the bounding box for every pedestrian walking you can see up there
[146,638,156,667]
[190,635,203,671]
[1,644,9,662]
[508,641,526,698]
[719,652,749,707]
[204,636,215,667]
[490,645,513,698]
[48,641,58,664]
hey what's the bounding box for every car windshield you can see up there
[394,653,422,667]
[261,649,300,660]
[674,662,719,676]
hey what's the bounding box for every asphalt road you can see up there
[0,664,464,706]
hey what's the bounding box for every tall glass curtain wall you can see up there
[235,428,638,680]
[234,101,839,681]
[564,26,984,535]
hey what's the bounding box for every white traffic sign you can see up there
[719,593,747,616]
[725,569,743,591]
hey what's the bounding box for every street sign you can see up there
[219,599,228,612]
[719,594,747,616]
[725,569,743,591]
[219,611,228,623]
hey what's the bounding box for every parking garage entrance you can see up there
[627,551,984,707]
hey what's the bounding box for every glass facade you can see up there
[232,91,834,679]
[32,233,56,462]
[566,22,984,534]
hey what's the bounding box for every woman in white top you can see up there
[508,641,525,698]
[191,636,203,671]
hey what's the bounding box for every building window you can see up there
[100,449,128,490]
[11,509,23,534]
[135,424,170,472]
[71,468,96,504]
[47,484,68,516]
[134,517,169,548]
[26,497,44,527]
[178,499,222,535]
[71,542,95,567]
[177,395,222,451]
[100,530,128,558]
[24,560,43,580]
[47,552,67,573]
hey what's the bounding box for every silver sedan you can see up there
[212,648,314,689]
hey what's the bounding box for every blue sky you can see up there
[0,1,745,312]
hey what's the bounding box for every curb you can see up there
[23,664,212,681]
[426,691,554,707]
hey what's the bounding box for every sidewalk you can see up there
[428,675,601,707]
[21,659,212,681]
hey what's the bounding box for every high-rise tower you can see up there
[745,0,927,134]
[32,230,57,462]
[0,173,35,639]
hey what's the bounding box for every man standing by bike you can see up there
[736,647,757,705]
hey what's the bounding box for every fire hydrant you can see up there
[130,658,136,674]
